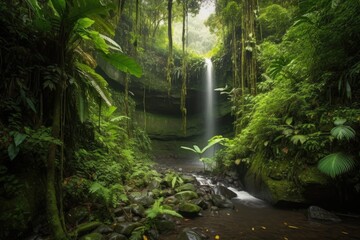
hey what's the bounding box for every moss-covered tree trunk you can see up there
[241,0,257,95]
[46,86,67,240]
[180,0,188,135]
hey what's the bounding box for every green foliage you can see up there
[89,182,128,208]
[145,197,182,219]
[318,153,356,178]
[330,119,356,141]
[181,137,223,171]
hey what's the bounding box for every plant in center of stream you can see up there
[181,137,224,172]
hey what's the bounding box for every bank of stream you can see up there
[156,157,360,240]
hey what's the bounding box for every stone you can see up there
[131,204,145,217]
[148,180,161,190]
[176,183,196,192]
[191,198,209,210]
[71,222,102,237]
[67,206,89,225]
[213,185,237,199]
[108,233,128,240]
[94,224,113,234]
[177,228,205,240]
[114,222,142,236]
[175,191,198,201]
[308,206,341,222]
[164,196,179,205]
[211,194,234,209]
[129,191,154,207]
[79,233,104,240]
[155,219,176,233]
[182,175,197,183]
[178,202,201,217]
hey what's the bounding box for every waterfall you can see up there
[204,58,215,144]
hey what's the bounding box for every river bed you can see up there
[155,157,360,240]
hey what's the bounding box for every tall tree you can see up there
[241,0,257,95]
[180,0,188,134]
[167,0,174,95]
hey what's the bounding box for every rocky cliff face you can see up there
[97,50,232,160]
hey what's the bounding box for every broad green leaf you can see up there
[193,145,201,153]
[26,98,37,113]
[291,135,307,145]
[100,34,122,52]
[180,146,198,154]
[50,0,65,16]
[334,118,346,125]
[14,132,27,147]
[101,53,142,78]
[76,17,95,29]
[171,177,177,189]
[8,144,20,160]
[285,117,293,126]
[318,153,355,178]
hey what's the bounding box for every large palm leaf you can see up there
[318,152,356,178]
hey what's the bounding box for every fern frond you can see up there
[318,152,356,178]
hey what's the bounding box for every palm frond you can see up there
[101,53,143,78]
[75,62,112,106]
[330,125,356,141]
[318,152,356,178]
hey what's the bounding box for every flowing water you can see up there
[204,58,215,145]
[157,166,360,240]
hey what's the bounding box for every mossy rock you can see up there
[79,232,104,240]
[71,221,103,237]
[178,202,202,217]
[298,167,328,185]
[175,191,198,201]
[265,178,304,205]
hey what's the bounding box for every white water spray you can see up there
[205,58,215,143]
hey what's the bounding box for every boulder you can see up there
[213,185,237,199]
[129,191,154,207]
[94,224,113,234]
[108,233,128,240]
[131,204,145,217]
[114,222,142,236]
[177,228,205,240]
[155,219,176,233]
[175,191,198,201]
[66,206,89,225]
[178,202,201,217]
[211,194,234,209]
[79,233,104,240]
[71,222,102,237]
[308,206,341,223]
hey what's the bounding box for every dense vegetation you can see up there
[0,0,359,239]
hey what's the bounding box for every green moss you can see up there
[298,167,329,185]
[266,178,304,203]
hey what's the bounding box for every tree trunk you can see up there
[241,0,257,95]
[180,0,188,135]
[46,86,68,240]
[167,0,173,95]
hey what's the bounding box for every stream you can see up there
[156,157,360,240]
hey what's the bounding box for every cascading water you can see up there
[204,58,215,145]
